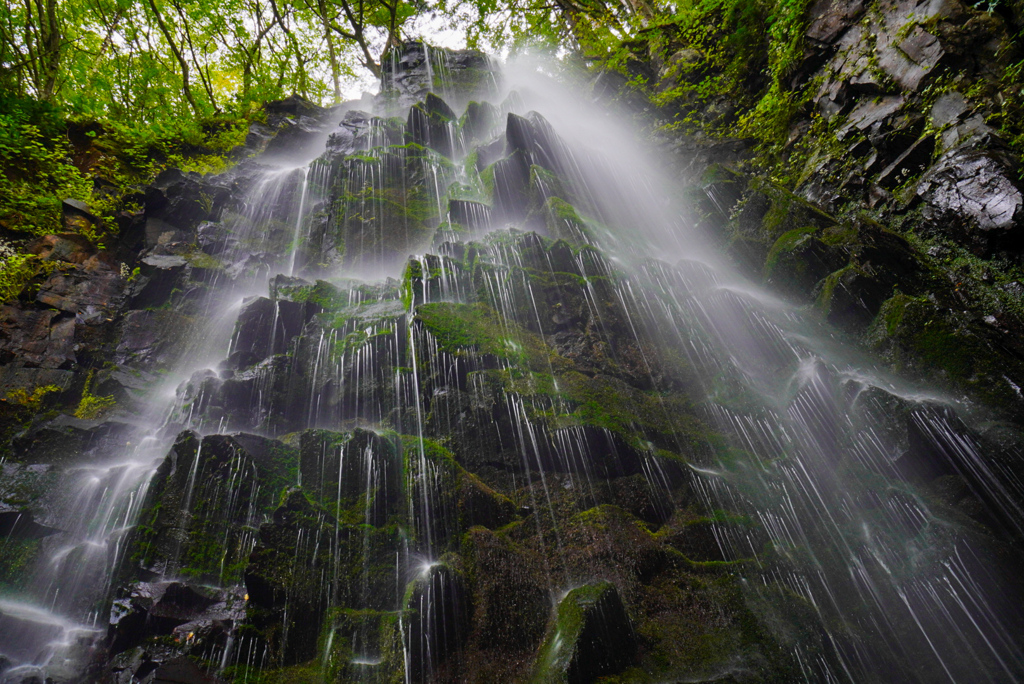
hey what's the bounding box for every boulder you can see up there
[532,581,637,684]
[916,148,1024,251]
[27,233,96,265]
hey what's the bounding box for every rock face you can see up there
[641,0,1024,421]
[2,36,1024,684]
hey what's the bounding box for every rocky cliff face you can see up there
[1,26,1024,684]
[626,0,1024,420]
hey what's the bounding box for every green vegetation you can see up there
[5,384,60,411]
[73,370,116,419]
[417,301,554,370]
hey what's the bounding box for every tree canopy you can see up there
[0,0,658,121]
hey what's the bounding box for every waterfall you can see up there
[1,43,1023,684]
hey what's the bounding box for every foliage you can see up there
[74,370,116,419]
[0,95,91,236]
[0,0,421,118]
[5,384,61,411]
[0,241,39,304]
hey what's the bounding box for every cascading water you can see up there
[2,42,1024,684]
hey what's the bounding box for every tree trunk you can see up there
[146,0,201,116]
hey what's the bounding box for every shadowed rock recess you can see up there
[2,31,1024,684]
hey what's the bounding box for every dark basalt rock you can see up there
[379,41,496,114]
[447,199,491,230]
[403,562,471,683]
[34,265,123,320]
[61,198,101,235]
[533,581,637,684]
[406,93,459,157]
[461,101,499,143]
[27,233,98,265]
[229,296,317,366]
[298,428,402,525]
[0,508,60,540]
[242,488,336,665]
[264,94,329,127]
[491,150,533,224]
[129,431,296,583]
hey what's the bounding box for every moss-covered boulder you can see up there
[532,581,637,684]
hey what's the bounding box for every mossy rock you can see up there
[415,301,555,372]
[298,428,403,524]
[532,580,637,684]
[130,431,296,584]
[463,526,550,656]
[763,226,848,301]
[401,560,471,682]
[867,293,1024,412]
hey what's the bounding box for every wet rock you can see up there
[867,293,1024,413]
[27,233,96,265]
[265,94,328,127]
[10,418,137,471]
[940,112,997,152]
[836,96,905,141]
[448,199,491,230]
[874,26,943,91]
[461,101,499,143]
[130,431,296,583]
[930,92,970,129]
[456,469,517,530]
[406,93,459,157]
[492,150,534,224]
[876,135,934,189]
[916,148,1024,250]
[324,110,369,159]
[108,582,245,659]
[230,296,314,365]
[243,121,276,152]
[0,367,74,397]
[464,527,548,656]
[0,509,61,540]
[263,115,332,160]
[474,136,507,172]
[143,170,233,245]
[129,254,188,310]
[298,428,402,525]
[35,265,122,319]
[763,227,848,301]
[403,562,471,682]
[243,489,336,665]
[895,404,1024,535]
[146,656,221,684]
[379,41,496,114]
[115,310,190,370]
[806,0,866,46]
[533,581,637,683]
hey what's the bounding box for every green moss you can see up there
[0,537,41,592]
[867,293,1024,409]
[763,225,817,275]
[416,301,555,371]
